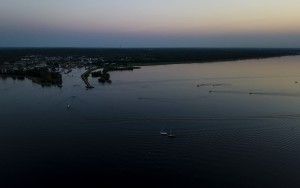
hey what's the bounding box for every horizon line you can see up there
[1,47,300,50]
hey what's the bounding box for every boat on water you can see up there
[160,130,168,135]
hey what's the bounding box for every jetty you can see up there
[81,68,98,89]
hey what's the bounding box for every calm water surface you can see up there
[1,56,300,187]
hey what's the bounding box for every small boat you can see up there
[168,130,176,138]
[160,130,168,135]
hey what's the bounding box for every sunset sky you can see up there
[1,0,300,47]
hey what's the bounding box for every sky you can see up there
[0,0,300,47]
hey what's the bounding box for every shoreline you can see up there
[1,49,299,88]
[134,54,300,67]
[1,48,299,65]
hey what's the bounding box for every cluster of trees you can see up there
[0,67,62,87]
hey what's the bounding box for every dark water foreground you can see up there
[1,56,300,187]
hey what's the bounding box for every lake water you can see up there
[1,56,300,187]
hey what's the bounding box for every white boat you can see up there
[160,130,168,135]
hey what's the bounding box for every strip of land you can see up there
[1,48,299,66]
[1,48,299,88]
